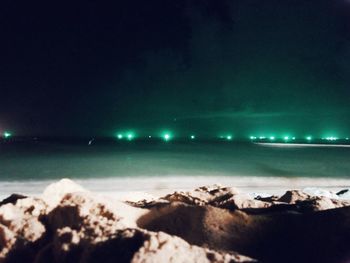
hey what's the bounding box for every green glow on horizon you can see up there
[127,133,134,140]
[108,131,348,142]
[3,132,12,138]
[161,131,172,141]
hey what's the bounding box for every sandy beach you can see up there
[1,178,350,262]
[1,175,350,200]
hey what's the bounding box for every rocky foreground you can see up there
[1,179,350,263]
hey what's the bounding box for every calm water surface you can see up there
[0,140,349,181]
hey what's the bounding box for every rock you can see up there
[0,194,27,207]
[217,193,275,211]
[337,189,350,199]
[138,201,350,263]
[131,230,255,263]
[277,190,350,212]
[0,224,16,259]
[3,180,350,263]
[254,195,280,203]
[297,196,350,212]
[163,185,239,206]
[250,192,273,199]
[131,185,239,209]
[50,192,145,230]
[0,199,46,261]
[302,187,339,199]
[278,190,311,204]
[35,225,255,263]
[42,178,88,209]
[47,192,134,237]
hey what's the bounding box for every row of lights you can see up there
[1,130,348,142]
[250,136,307,141]
[115,132,349,142]
[117,132,176,141]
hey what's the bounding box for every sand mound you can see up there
[1,179,350,262]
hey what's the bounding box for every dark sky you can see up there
[1,0,350,138]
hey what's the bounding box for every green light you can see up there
[259,136,266,140]
[346,138,349,140]
[250,136,256,140]
[306,136,312,141]
[292,137,296,140]
[226,135,232,140]
[3,132,12,139]
[190,135,195,140]
[269,136,275,140]
[117,134,123,139]
[127,133,134,140]
[284,136,289,141]
[164,134,171,141]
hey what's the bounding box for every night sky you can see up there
[1,0,350,138]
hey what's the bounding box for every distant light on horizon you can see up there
[163,133,171,141]
[3,132,12,138]
[35,129,349,142]
[326,136,337,141]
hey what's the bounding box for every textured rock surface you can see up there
[0,180,254,263]
[42,178,88,210]
[0,197,47,261]
[1,180,350,263]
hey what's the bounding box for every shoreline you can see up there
[1,175,350,200]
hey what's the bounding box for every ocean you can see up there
[0,139,350,198]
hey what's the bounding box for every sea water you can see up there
[0,139,350,198]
